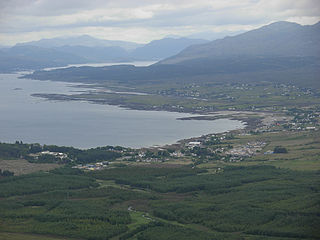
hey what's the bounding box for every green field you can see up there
[0,232,77,240]
[33,81,320,113]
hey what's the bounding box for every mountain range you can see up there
[0,36,208,72]
[26,21,320,88]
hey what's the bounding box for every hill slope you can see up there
[159,21,320,65]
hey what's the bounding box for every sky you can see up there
[0,0,319,46]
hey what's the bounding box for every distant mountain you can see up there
[0,46,87,72]
[7,46,85,61]
[54,37,208,62]
[159,21,320,65]
[131,37,208,60]
[1,35,210,72]
[15,35,142,51]
[54,46,131,62]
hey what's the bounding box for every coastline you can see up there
[2,71,288,149]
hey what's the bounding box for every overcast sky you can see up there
[0,0,319,45]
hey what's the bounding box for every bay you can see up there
[0,71,244,149]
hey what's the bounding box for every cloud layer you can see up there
[0,0,319,45]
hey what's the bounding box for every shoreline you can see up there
[2,72,285,150]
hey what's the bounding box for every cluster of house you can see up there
[136,158,166,163]
[186,141,202,148]
[169,151,185,158]
[29,151,68,160]
[156,84,201,98]
[289,109,320,130]
[186,133,227,148]
[225,141,266,158]
[72,161,110,171]
[134,150,169,163]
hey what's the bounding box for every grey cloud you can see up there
[0,0,319,45]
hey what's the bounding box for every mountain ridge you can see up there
[15,35,142,51]
[159,21,320,65]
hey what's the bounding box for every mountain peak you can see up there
[72,34,96,40]
[256,21,302,32]
[266,21,300,27]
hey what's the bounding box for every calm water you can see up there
[0,73,244,148]
[43,61,157,71]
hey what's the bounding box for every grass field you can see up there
[0,159,61,175]
[0,232,78,240]
[234,130,319,170]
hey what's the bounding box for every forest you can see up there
[0,164,319,240]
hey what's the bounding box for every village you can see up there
[70,105,319,171]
